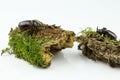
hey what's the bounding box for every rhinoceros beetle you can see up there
[97,27,117,40]
[18,20,41,31]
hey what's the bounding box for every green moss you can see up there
[2,28,52,68]
[80,27,101,38]
[81,27,94,35]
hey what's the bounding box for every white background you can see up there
[0,0,120,80]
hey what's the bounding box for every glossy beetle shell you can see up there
[18,20,40,31]
[97,27,117,40]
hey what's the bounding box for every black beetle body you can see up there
[18,20,40,31]
[97,27,117,40]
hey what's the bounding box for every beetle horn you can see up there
[97,26,99,31]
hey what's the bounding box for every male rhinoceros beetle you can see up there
[18,20,42,31]
[97,27,117,40]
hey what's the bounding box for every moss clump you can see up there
[1,20,75,68]
[2,28,53,68]
[77,27,120,67]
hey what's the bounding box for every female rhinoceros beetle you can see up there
[97,27,117,40]
[18,20,42,31]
